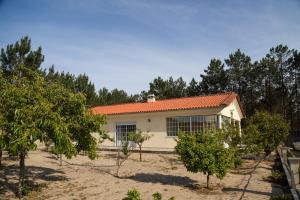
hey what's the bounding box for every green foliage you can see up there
[186,78,201,96]
[0,37,107,197]
[97,87,138,105]
[124,189,175,200]
[267,158,288,185]
[128,130,151,146]
[128,130,151,161]
[243,111,290,154]
[152,192,162,200]
[200,58,228,94]
[270,195,293,200]
[0,36,44,79]
[175,129,234,188]
[145,76,187,100]
[123,188,142,200]
[21,182,47,196]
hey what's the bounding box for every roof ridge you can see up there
[151,92,235,103]
[93,92,236,109]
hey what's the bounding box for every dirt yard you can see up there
[0,150,284,200]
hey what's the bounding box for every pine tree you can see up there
[200,58,228,94]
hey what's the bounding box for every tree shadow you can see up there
[127,173,197,187]
[0,164,67,197]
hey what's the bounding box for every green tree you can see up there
[175,129,234,188]
[147,76,187,99]
[44,66,99,106]
[225,49,252,96]
[186,78,201,97]
[200,58,228,94]
[289,51,300,132]
[0,37,107,197]
[128,130,151,162]
[266,45,294,117]
[97,87,137,105]
[0,36,44,79]
[243,111,290,155]
[116,141,133,177]
[225,49,258,115]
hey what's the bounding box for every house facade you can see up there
[92,92,245,151]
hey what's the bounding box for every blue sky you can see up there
[1,0,300,94]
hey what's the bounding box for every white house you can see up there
[92,92,245,151]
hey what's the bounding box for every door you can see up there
[116,123,136,146]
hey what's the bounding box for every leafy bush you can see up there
[124,189,175,200]
[152,192,162,200]
[123,188,142,200]
[243,111,290,155]
[175,129,234,188]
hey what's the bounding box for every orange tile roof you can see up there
[91,92,245,116]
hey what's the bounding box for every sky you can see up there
[1,0,300,94]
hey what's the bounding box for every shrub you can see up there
[175,129,234,188]
[152,192,162,200]
[123,188,142,200]
[243,111,290,155]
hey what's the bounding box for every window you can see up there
[166,115,217,136]
[116,123,136,145]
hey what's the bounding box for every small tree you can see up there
[128,130,151,162]
[243,111,290,155]
[175,129,234,189]
[116,140,134,177]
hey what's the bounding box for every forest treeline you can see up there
[1,37,299,133]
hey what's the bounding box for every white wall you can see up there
[97,101,243,150]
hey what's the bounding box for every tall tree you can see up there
[200,58,228,94]
[225,49,257,115]
[266,45,294,117]
[0,38,107,197]
[147,76,187,99]
[0,36,44,79]
[288,51,300,132]
[97,87,137,105]
[44,66,99,106]
[186,78,201,97]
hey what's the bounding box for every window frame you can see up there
[166,115,217,137]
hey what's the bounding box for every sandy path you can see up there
[0,150,283,200]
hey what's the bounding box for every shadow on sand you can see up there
[0,164,67,196]
[128,173,197,187]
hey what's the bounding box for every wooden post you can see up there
[288,157,300,189]
[282,148,288,166]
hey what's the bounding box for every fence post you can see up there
[282,147,288,166]
[288,157,300,189]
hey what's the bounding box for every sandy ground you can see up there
[0,150,284,200]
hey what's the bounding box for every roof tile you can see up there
[91,92,244,116]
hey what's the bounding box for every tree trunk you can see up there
[59,154,62,166]
[18,151,26,198]
[139,145,142,162]
[206,174,210,189]
[116,147,121,177]
[0,149,2,167]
